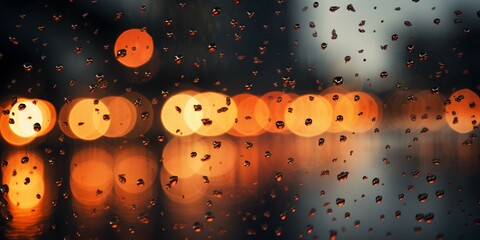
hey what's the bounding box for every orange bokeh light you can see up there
[122,92,154,138]
[183,92,238,136]
[0,98,56,145]
[161,136,208,178]
[160,168,208,204]
[113,146,158,194]
[259,91,296,134]
[446,89,480,133]
[161,91,199,136]
[284,94,333,137]
[343,92,382,133]
[228,94,269,137]
[322,93,355,133]
[101,96,137,138]
[114,28,154,68]
[70,147,114,206]
[2,151,44,209]
[68,98,110,140]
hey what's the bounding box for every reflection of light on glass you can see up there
[260,92,296,134]
[114,28,154,68]
[112,146,158,240]
[70,147,114,206]
[161,91,199,136]
[70,147,114,238]
[160,168,208,204]
[162,136,208,178]
[285,94,333,137]
[101,96,137,138]
[235,137,261,195]
[183,92,238,136]
[113,146,158,194]
[446,89,479,133]
[0,98,56,146]
[228,94,269,137]
[2,150,54,239]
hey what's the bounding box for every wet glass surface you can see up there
[0,0,480,239]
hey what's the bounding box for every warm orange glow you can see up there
[161,91,199,136]
[2,151,44,209]
[160,168,208,204]
[35,100,57,137]
[228,94,269,137]
[195,136,236,178]
[342,92,382,133]
[0,98,56,145]
[322,93,355,133]
[70,147,114,206]
[122,92,154,137]
[2,150,54,240]
[113,146,158,193]
[9,101,43,138]
[284,94,333,137]
[101,96,137,138]
[68,98,110,140]
[385,90,445,131]
[446,89,480,133]
[161,136,208,178]
[183,92,238,136]
[114,28,154,68]
[259,91,296,133]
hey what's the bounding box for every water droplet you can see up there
[336,198,345,206]
[426,174,436,183]
[201,154,211,161]
[0,184,9,194]
[337,172,349,181]
[33,122,41,132]
[118,174,126,184]
[375,195,382,203]
[275,121,285,129]
[372,177,380,186]
[116,49,127,58]
[275,172,283,182]
[418,193,428,202]
[318,138,325,146]
[21,156,29,164]
[333,76,343,85]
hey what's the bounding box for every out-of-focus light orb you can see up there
[113,146,158,194]
[161,91,199,136]
[259,91,296,134]
[70,147,114,206]
[2,151,44,209]
[9,101,43,138]
[101,96,137,138]
[162,136,208,178]
[446,89,480,133]
[183,92,237,136]
[228,94,269,137]
[323,93,354,133]
[68,98,110,140]
[114,28,154,68]
[343,92,382,133]
[0,98,56,145]
[284,94,333,137]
